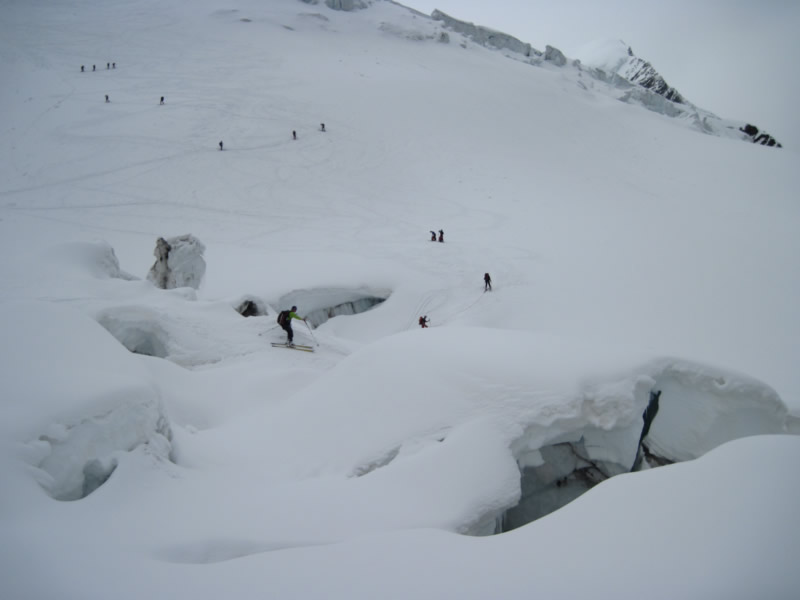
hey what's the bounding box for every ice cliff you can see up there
[0,303,172,501]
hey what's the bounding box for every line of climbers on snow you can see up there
[84,63,327,144]
[219,124,324,150]
[419,230,492,328]
[272,236,493,338]
[417,272,492,328]
[81,62,116,72]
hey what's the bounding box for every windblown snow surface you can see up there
[1,1,799,598]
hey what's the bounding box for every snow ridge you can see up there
[431,9,539,57]
[425,11,782,147]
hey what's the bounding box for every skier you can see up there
[292,130,297,140]
[219,141,223,151]
[160,96,165,105]
[430,230,437,241]
[81,65,84,72]
[106,62,110,69]
[418,315,430,328]
[320,123,326,132]
[105,94,109,103]
[438,229,444,243]
[277,306,306,345]
[112,62,116,69]
[93,64,96,71]
[484,272,492,291]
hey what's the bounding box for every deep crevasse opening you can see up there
[277,287,389,328]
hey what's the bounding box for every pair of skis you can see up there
[271,319,318,352]
[271,342,314,353]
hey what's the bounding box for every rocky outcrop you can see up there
[740,123,782,148]
[423,8,783,150]
[617,46,685,104]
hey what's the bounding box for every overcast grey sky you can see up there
[406,0,800,150]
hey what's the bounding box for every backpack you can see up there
[277,310,290,326]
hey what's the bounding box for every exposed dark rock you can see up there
[754,132,781,147]
[740,123,759,136]
[740,123,782,148]
[625,58,685,104]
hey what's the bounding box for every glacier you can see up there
[0,0,798,598]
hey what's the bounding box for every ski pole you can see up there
[304,319,319,346]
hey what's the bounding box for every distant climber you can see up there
[277,306,306,345]
[418,316,430,328]
[105,94,109,103]
[484,273,492,291]
[438,229,444,243]
[93,64,96,71]
[106,63,110,69]
[81,65,84,72]
[219,141,223,151]
[112,62,116,68]
[430,231,437,241]
[320,123,326,132]
[292,130,297,140]
[160,96,165,105]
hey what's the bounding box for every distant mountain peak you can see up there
[424,13,784,149]
[576,39,685,104]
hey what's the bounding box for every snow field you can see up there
[1,0,799,598]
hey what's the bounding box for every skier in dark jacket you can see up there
[484,273,492,291]
[418,315,430,328]
[438,229,444,243]
[430,231,437,241]
[277,306,305,344]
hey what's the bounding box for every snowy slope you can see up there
[1,0,799,598]
[573,37,783,146]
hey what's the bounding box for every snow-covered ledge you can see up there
[0,302,173,501]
